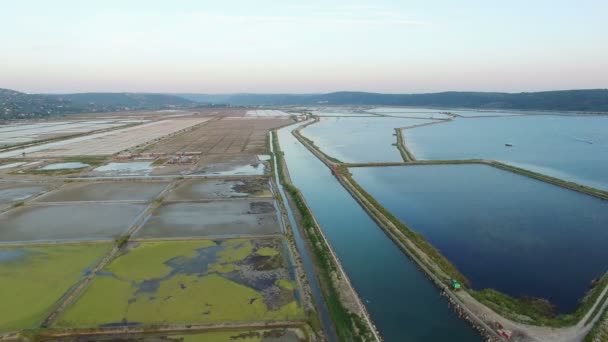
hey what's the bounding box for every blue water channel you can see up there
[351,164,608,313]
[277,124,480,341]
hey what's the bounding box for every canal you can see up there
[277,123,481,341]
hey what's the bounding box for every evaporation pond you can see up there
[301,117,436,163]
[351,164,608,312]
[0,203,147,242]
[92,162,155,176]
[404,115,608,190]
[0,243,111,332]
[0,184,50,207]
[137,200,280,238]
[36,181,168,202]
[55,239,303,327]
[166,178,270,200]
[39,162,89,170]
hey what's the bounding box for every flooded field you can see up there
[404,115,608,189]
[137,200,279,238]
[0,243,111,332]
[194,154,267,176]
[351,164,608,312]
[55,239,303,327]
[91,162,156,176]
[39,162,89,170]
[301,117,436,162]
[0,203,146,242]
[167,178,270,200]
[0,183,51,209]
[35,181,168,202]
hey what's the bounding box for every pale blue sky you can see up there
[1,0,607,93]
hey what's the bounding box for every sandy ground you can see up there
[145,117,290,155]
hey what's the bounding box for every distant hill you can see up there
[3,88,608,120]
[0,89,198,120]
[184,89,608,112]
[52,93,196,111]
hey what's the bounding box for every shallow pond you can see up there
[137,200,280,238]
[351,164,608,312]
[301,117,436,163]
[404,115,608,190]
[40,162,89,170]
[36,182,168,202]
[92,162,155,176]
[0,203,146,242]
[278,124,480,341]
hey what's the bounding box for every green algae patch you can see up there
[256,247,279,257]
[56,239,304,328]
[276,279,295,291]
[0,243,111,332]
[107,240,215,281]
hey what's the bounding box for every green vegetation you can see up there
[114,234,131,248]
[486,161,608,201]
[56,239,304,328]
[472,275,608,327]
[585,305,608,342]
[62,155,107,166]
[256,247,279,257]
[394,128,415,162]
[272,130,375,342]
[586,285,608,326]
[0,243,111,332]
[12,201,25,208]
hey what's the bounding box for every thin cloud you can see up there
[184,9,428,27]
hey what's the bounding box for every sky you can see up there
[1,0,607,94]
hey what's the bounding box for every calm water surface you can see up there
[404,115,608,190]
[351,164,608,312]
[278,125,480,341]
[302,117,436,163]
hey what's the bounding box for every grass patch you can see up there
[256,247,279,257]
[62,155,107,166]
[471,275,608,327]
[585,304,608,342]
[0,243,111,332]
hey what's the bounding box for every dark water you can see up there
[351,164,608,313]
[404,115,608,190]
[278,125,480,341]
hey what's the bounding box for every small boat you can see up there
[505,143,513,147]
